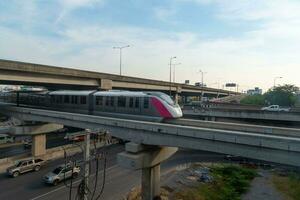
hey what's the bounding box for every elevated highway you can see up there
[0,59,238,98]
[183,107,300,123]
[0,104,299,167]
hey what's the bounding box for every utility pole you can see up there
[113,45,130,76]
[83,129,91,200]
[172,63,181,83]
[199,70,207,87]
[169,56,176,96]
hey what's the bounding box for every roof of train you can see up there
[49,90,95,95]
[94,91,148,96]
[49,90,159,96]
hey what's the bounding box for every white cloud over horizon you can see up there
[0,0,299,92]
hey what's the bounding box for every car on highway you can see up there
[43,163,80,186]
[261,105,290,112]
[7,158,45,177]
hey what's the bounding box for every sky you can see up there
[0,0,300,92]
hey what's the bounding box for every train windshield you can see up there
[149,92,176,106]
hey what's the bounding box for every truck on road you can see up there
[7,158,45,177]
[261,105,290,112]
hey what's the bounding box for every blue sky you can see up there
[1,0,300,92]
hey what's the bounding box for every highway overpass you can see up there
[183,107,300,123]
[1,104,299,199]
[0,59,238,98]
[1,104,299,167]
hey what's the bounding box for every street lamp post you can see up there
[199,70,207,87]
[273,76,283,88]
[169,56,176,96]
[113,45,130,76]
[172,63,181,83]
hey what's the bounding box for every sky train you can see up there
[12,90,183,121]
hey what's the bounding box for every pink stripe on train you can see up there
[150,97,173,118]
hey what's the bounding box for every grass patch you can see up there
[175,165,256,200]
[272,172,300,200]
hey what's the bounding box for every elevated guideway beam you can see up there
[166,118,300,138]
[0,104,299,167]
[183,108,300,122]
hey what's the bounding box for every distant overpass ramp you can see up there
[0,59,238,97]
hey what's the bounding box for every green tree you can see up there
[240,94,265,105]
[264,84,299,106]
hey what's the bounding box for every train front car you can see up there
[147,92,183,119]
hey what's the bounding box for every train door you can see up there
[128,97,138,114]
[140,97,150,115]
[116,96,128,114]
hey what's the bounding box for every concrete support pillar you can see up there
[142,165,160,200]
[175,86,181,105]
[99,79,113,90]
[10,123,63,157]
[118,142,178,200]
[174,93,179,104]
[32,134,46,156]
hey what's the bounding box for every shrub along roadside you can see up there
[272,172,300,200]
[175,165,257,200]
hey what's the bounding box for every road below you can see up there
[0,129,79,159]
[0,144,225,200]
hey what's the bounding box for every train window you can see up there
[117,96,126,107]
[135,98,140,108]
[58,96,63,103]
[64,96,70,103]
[110,97,114,106]
[80,96,87,104]
[71,96,78,104]
[50,96,55,103]
[129,97,134,108]
[96,96,103,105]
[105,97,109,106]
[56,96,62,103]
[143,97,149,109]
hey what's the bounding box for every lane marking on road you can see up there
[30,165,118,200]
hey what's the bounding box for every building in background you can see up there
[247,87,263,95]
[195,82,207,87]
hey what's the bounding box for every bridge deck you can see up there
[0,104,299,167]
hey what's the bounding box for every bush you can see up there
[240,95,265,106]
[176,165,257,200]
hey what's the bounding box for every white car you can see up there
[43,163,80,185]
[261,105,290,112]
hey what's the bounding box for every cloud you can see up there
[153,7,177,23]
[0,0,300,91]
[55,0,104,23]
